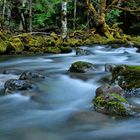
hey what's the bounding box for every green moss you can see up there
[69,61,95,73]
[0,31,7,40]
[66,38,82,47]
[8,37,24,52]
[112,65,140,89]
[125,65,140,71]
[0,39,7,53]
[94,93,130,116]
[44,47,61,54]
[73,61,93,69]
[59,46,72,53]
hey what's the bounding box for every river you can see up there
[0,45,140,140]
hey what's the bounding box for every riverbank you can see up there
[0,29,140,55]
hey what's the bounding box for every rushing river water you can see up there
[0,45,140,140]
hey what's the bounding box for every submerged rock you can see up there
[69,110,109,124]
[69,61,96,73]
[94,86,132,116]
[4,79,37,94]
[3,69,22,75]
[19,71,45,80]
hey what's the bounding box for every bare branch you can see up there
[112,6,140,13]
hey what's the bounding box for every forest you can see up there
[0,1,140,140]
[0,0,140,54]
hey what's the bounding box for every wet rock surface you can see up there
[4,79,37,94]
[69,61,96,73]
[75,47,92,56]
[94,87,132,116]
[111,65,140,97]
[19,71,45,80]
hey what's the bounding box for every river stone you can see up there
[69,61,96,73]
[4,79,37,94]
[19,71,45,80]
[75,47,92,56]
[96,85,125,97]
[105,63,116,72]
[112,65,140,97]
[59,46,72,53]
[94,90,132,117]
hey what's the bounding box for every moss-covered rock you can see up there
[94,92,132,116]
[44,47,61,54]
[112,65,140,89]
[64,38,82,47]
[59,46,72,53]
[112,65,140,97]
[0,39,7,54]
[0,31,7,40]
[7,37,24,53]
[96,85,125,98]
[75,47,92,56]
[69,61,96,73]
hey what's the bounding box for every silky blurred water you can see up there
[0,45,140,140]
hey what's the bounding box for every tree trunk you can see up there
[62,0,67,41]
[86,0,111,37]
[19,0,27,31]
[7,3,11,30]
[29,0,32,32]
[97,0,111,37]
[73,0,77,30]
[2,0,6,20]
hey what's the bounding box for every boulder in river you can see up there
[94,85,132,116]
[4,79,37,94]
[105,63,116,72]
[59,46,72,53]
[19,71,45,80]
[69,61,96,73]
[75,47,92,56]
[111,65,140,97]
[96,85,125,97]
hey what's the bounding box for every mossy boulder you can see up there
[65,38,82,47]
[69,61,96,73]
[75,47,92,56]
[0,39,7,54]
[0,31,7,40]
[28,36,46,48]
[59,46,72,53]
[94,91,132,116]
[96,85,125,98]
[44,47,61,54]
[112,65,140,97]
[8,37,24,53]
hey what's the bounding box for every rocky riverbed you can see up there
[0,45,140,140]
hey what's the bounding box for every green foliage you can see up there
[106,9,123,26]
[33,0,62,28]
